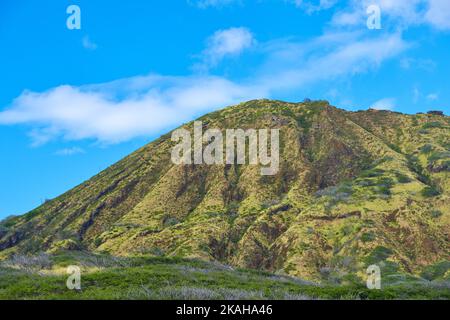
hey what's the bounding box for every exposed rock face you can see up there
[1,100,449,281]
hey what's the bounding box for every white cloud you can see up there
[413,86,421,104]
[332,0,424,28]
[0,29,408,145]
[332,10,362,26]
[371,98,396,110]
[0,76,265,144]
[291,0,338,13]
[188,0,240,9]
[255,32,408,94]
[411,88,439,104]
[191,0,339,13]
[55,147,85,156]
[82,36,98,50]
[425,0,450,30]
[190,0,450,30]
[332,0,450,30]
[427,93,439,101]
[198,27,255,70]
[400,58,436,71]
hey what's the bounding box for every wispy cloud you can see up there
[55,147,85,156]
[332,0,450,30]
[413,86,421,104]
[400,58,436,71]
[412,87,440,104]
[189,0,450,31]
[371,98,397,110]
[425,0,450,30]
[82,36,98,50]
[188,0,240,9]
[255,32,408,93]
[427,93,439,101]
[190,0,337,12]
[0,28,409,144]
[291,0,338,14]
[0,76,265,144]
[196,27,255,70]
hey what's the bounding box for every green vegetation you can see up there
[0,251,448,300]
[420,261,450,281]
[420,144,433,154]
[422,122,443,129]
[421,186,440,198]
[395,172,412,183]
[0,99,449,300]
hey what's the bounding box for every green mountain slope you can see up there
[1,100,449,282]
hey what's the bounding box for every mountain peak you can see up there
[1,100,449,281]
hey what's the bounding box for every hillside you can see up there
[1,99,449,283]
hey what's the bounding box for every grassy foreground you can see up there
[0,251,449,300]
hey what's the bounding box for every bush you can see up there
[360,168,385,178]
[147,247,165,257]
[163,216,180,227]
[3,253,52,272]
[0,215,18,229]
[421,186,440,198]
[374,177,394,195]
[420,144,433,154]
[422,122,443,129]
[387,143,402,153]
[395,172,412,183]
[0,225,8,237]
[429,151,450,163]
[365,246,393,265]
[430,210,443,219]
[420,261,450,281]
[427,111,444,116]
[361,232,376,243]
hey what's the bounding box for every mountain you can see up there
[1,99,449,282]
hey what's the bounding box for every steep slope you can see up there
[1,100,449,282]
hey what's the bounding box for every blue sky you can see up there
[0,0,449,219]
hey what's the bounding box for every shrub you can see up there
[3,253,52,272]
[429,151,450,163]
[50,239,82,252]
[157,287,220,300]
[360,168,385,178]
[151,247,166,256]
[81,254,131,268]
[422,122,443,129]
[387,143,402,153]
[420,261,450,281]
[93,237,103,247]
[395,172,412,183]
[421,186,440,198]
[361,232,376,243]
[0,225,8,237]
[430,210,443,219]
[420,144,433,154]
[226,201,240,214]
[163,216,180,227]
[377,186,391,195]
[427,111,444,116]
[365,246,393,265]
[0,215,18,229]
